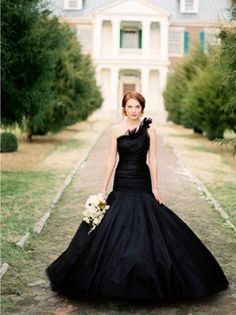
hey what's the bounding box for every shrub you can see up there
[163,48,208,126]
[0,132,18,152]
[181,57,229,140]
[163,68,184,124]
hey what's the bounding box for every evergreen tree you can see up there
[32,33,102,134]
[1,0,67,140]
[1,0,102,140]
[218,0,236,117]
[182,54,230,140]
[163,48,208,129]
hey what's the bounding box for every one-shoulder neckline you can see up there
[116,117,152,141]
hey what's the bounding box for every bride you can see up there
[46,91,229,301]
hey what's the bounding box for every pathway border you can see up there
[162,137,236,234]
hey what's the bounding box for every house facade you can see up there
[50,0,229,121]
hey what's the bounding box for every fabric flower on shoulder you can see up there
[141,117,152,129]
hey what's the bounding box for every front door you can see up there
[123,84,136,95]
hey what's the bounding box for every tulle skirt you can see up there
[46,190,229,301]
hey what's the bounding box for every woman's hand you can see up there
[152,189,162,204]
[100,190,107,199]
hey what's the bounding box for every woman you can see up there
[46,91,229,301]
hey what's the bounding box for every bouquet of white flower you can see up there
[82,193,110,234]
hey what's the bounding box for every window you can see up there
[180,0,199,13]
[120,29,142,49]
[185,0,194,11]
[64,0,83,10]
[76,27,92,53]
[184,31,190,54]
[169,28,184,56]
[199,31,206,52]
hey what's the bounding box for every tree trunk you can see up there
[26,122,33,142]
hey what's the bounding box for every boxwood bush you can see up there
[0,132,18,152]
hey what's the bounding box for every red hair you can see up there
[122,91,146,113]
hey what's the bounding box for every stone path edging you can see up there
[0,123,110,279]
[163,138,236,234]
[0,263,9,279]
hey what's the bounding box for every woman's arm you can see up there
[101,126,118,195]
[148,126,162,204]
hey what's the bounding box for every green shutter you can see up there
[138,29,142,49]
[184,31,190,54]
[199,31,205,51]
[120,29,123,48]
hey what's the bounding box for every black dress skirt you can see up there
[46,117,229,301]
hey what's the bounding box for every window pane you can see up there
[184,31,190,54]
[185,0,194,11]
[169,30,183,54]
[68,0,78,8]
[77,28,92,53]
[199,31,205,52]
[122,30,139,49]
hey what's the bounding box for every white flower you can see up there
[82,193,110,234]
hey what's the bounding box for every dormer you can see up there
[64,0,83,10]
[180,0,199,14]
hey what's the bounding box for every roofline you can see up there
[92,0,171,17]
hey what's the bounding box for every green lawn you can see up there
[57,138,84,151]
[208,182,236,227]
[1,170,57,263]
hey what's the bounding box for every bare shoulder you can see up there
[147,124,156,136]
[111,123,126,138]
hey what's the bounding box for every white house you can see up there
[49,0,229,121]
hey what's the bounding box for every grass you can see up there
[1,170,58,262]
[187,145,217,154]
[1,237,41,310]
[208,183,236,227]
[57,138,84,152]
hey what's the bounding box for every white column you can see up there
[95,66,101,86]
[142,20,151,55]
[92,17,102,59]
[159,67,168,92]
[112,19,120,58]
[141,68,149,103]
[160,20,169,60]
[158,66,168,122]
[111,67,119,110]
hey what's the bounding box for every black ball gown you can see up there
[46,117,229,301]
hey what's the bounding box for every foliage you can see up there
[181,55,230,140]
[164,4,236,146]
[216,0,236,149]
[1,0,102,141]
[218,26,236,115]
[163,48,208,128]
[163,67,184,124]
[34,34,103,133]
[1,0,41,127]
[0,132,18,152]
